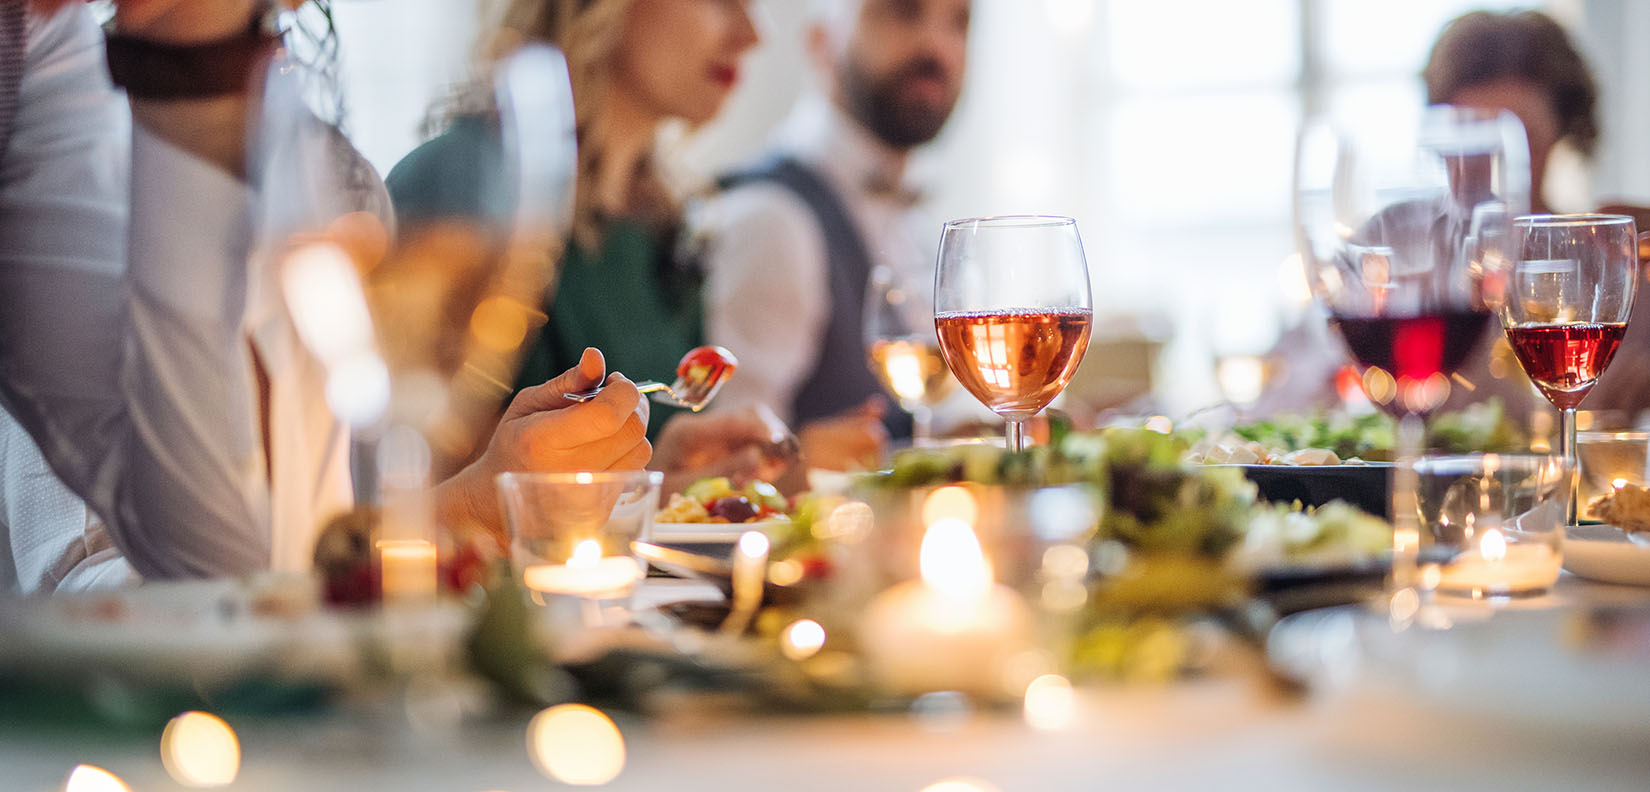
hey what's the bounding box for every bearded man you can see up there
[702,0,971,466]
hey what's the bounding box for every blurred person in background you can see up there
[1256,9,1629,424]
[1424,9,1598,217]
[389,0,811,492]
[0,0,651,589]
[699,0,971,467]
[1425,8,1650,421]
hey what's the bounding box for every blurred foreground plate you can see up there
[0,577,470,722]
[1227,463,1393,518]
[650,518,792,554]
[1564,524,1650,586]
[1268,605,1650,741]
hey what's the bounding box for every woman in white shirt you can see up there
[0,0,652,586]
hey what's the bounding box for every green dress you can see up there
[386,117,702,439]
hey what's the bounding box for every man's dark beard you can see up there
[840,55,957,150]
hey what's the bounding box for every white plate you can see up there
[651,518,790,545]
[0,577,469,688]
[1269,606,1650,740]
[1563,524,1650,586]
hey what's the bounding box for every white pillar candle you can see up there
[378,539,438,601]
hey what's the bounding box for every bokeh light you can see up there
[1022,674,1078,731]
[63,765,131,792]
[781,619,827,661]
[738,530,770,560]
[470,295,532,352]
[922,485,978,529]
[527,704,626,786]
[769,558,805,586]
[160,711,241,788]
[920,778,1000,792]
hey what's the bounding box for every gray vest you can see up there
[720,157,912,439]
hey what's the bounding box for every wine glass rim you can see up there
[943,214,1076,230]
[1514,213,1636,228]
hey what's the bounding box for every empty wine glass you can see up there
[864,265,956,444]
[1294,106,1529,592]
[1498,214,1639,523]
[933,216,1093,453]
[269,45,577,577]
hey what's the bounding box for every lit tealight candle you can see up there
[860,517,1033,699]
[1436,526,1561,596]
[523,539,642,598]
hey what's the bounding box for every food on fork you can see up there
[1589,483,1650,534]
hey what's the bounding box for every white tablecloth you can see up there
[5,577,1650,792]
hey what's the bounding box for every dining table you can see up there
[4,575,1650,792]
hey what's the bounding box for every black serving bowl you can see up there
[1229,463,1394,519]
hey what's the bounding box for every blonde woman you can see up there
[390,0,811,488]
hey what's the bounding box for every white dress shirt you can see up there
[0,2,132,592]
[701,95,939,424]
[0,3,354,584]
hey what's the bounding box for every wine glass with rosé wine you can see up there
[1294,106,1529,596]
[1499,214,1639,523]
[933,215,1093,453]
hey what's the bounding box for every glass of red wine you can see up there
[933,215,1093,453]
[1499,214,1638,523]
[1294,106,1529,593]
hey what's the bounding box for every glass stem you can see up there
[1005,418,1026,453]
[1391,413,1425,595]
[912,405,934,447]
[1562,407,1579,524]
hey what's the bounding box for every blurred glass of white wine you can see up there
[864,266,956,443]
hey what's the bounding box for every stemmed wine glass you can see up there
[933,216,1093,453]
[1498,214,1638,523]
[1294,106,1529,588]
[865,265,957,444]
[267,44,577,582]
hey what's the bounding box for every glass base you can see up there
[1434,584,1554,600]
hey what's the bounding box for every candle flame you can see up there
[1480,527,1507,563]
[919,518,992,599]
[1614,478,1629,490]
[569,539,602,568]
